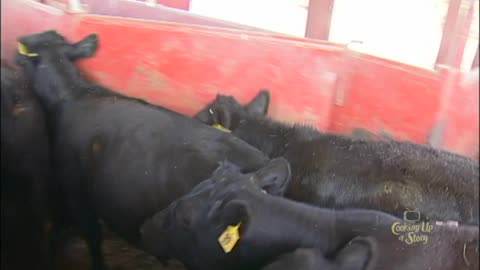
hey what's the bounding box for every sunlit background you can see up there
[190,0,478,70]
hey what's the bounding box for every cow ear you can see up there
[195,102,233,128]
[195,105,214,125]
[253,157,291,196]
[195,95,221,125]
[219,200,251,228]
[334,236,377,270]
[212,105,232,129]
[245,90,270,116]
[64,34,99,61]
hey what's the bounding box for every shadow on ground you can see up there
[55,226,187,270]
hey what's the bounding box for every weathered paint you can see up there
[2,0,478,159]
[440,68,479,157]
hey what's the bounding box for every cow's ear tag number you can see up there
[218,223,241,253]
[212,124,231,133]
[17,42,39,57]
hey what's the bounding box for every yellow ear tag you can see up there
[218,223,241,253]
[17,42,39,57]
[212,124,231,133]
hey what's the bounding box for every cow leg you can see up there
[73,211,106,270]
[48,223,61,268]
[48,220,72,270]
[66,196,106,270]
[29,177,50,269]
[83,219,106,270]
[46,177,71,269]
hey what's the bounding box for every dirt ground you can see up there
[55,227,187,270]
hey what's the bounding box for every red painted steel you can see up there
[440,68,479,157]
[305,0,335,40]
[73,16,342,131]
[1,0,478,159]
[328,51,441,143]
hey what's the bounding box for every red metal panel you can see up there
[440,68,479,157]
[305,0,334,40]
[71,16,443,143]
[328,51,441,143]
[1,1,478,159]
[73,16,342,130]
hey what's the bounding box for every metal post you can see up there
[304,0,335,40]
[472,46,479,69]
[435,0,476,68]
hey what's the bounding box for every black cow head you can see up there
[15,30,98,67]
[14,30,98,110]
[140,157,291,270]
[15,30,98,82]
[195,89,271,131]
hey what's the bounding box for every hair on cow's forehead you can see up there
[19,31,67,49]
[186,161,244,195]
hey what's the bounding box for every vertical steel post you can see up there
[435,0,476,68]
[304,0,335,40]
[472,46,479,69]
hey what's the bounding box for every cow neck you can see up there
[240,194,399,257]
[29,58,77,117]
[233,118,316,158]
[34,52,122,115]
[239,193,337,254]
[333,208,400,242]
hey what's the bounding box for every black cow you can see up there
[261,239,375,270]
[141,159,479,270]
[195,90,480,225]
[1,63,51,270]
[15,30,270,270]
